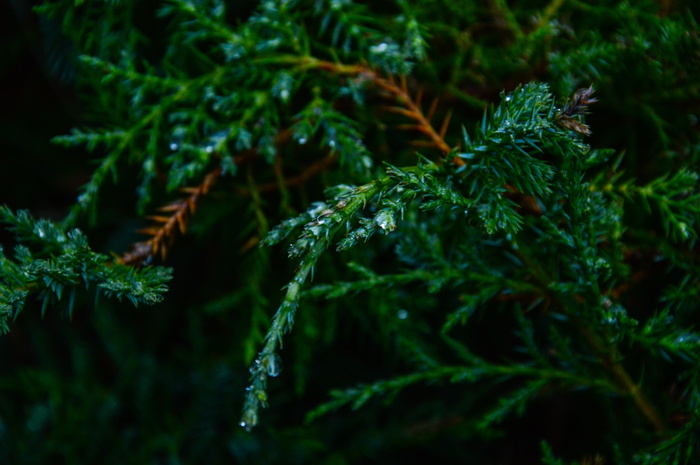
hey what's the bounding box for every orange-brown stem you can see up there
[118,166,221,265]
[237,154,338,196]
[118,130,295,266]
[309,59,460,165]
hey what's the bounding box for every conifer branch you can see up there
[0,208,171,330]
[11,2,700,461]
[520,245,667,434]
[241,174,399,430]
[118,166,222,266]
[576,321,667,434]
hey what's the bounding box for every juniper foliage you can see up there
[0,207,171,334]
[2,0,700,463]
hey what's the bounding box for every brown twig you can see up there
[117,130,299,265]
[236,154,338,196]
[119,152,337,265]
[313,59,461,166]
[373,73,459,163]
[118,166,222,266]
[556,86,597,136]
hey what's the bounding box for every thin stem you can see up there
[272,152,294,216]
[510,243,666,433]
[119,131,290,266]
[246,164,269,238]
[372,76,455,157]
[538,0,567,28]
[578,323,667,434]
[491,0,524,40]
[236,154,338,196]
[118,165,221,265]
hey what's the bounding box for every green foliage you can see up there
[3,0,700,463]
[0,208,171,333]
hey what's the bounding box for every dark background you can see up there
[1,0,79,214]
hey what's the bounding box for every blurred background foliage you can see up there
[1,0,700,463]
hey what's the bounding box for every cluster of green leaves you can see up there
[0,208,171,334]
[36,0,433,228]
[3,0,700,463]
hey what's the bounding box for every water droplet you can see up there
[266,354,282,377]
[505,95,512,102]
[328,140,336,148]
[307,202,328,217]
[204,129,229,154]
[397,309,409,320]
[298,137,307,145]
[249,359,261,374]
[374,210,396,232]
[280,89,290,101]
[374,42,388,53]
[306,223,324,237]
[674,333,699,345]
[169,127,186,151]
[223,39,245,61]
[239,421,247,428]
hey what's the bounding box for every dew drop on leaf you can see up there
[266,354,282,377]
[374,210,396,232]
[372,42,388,53]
